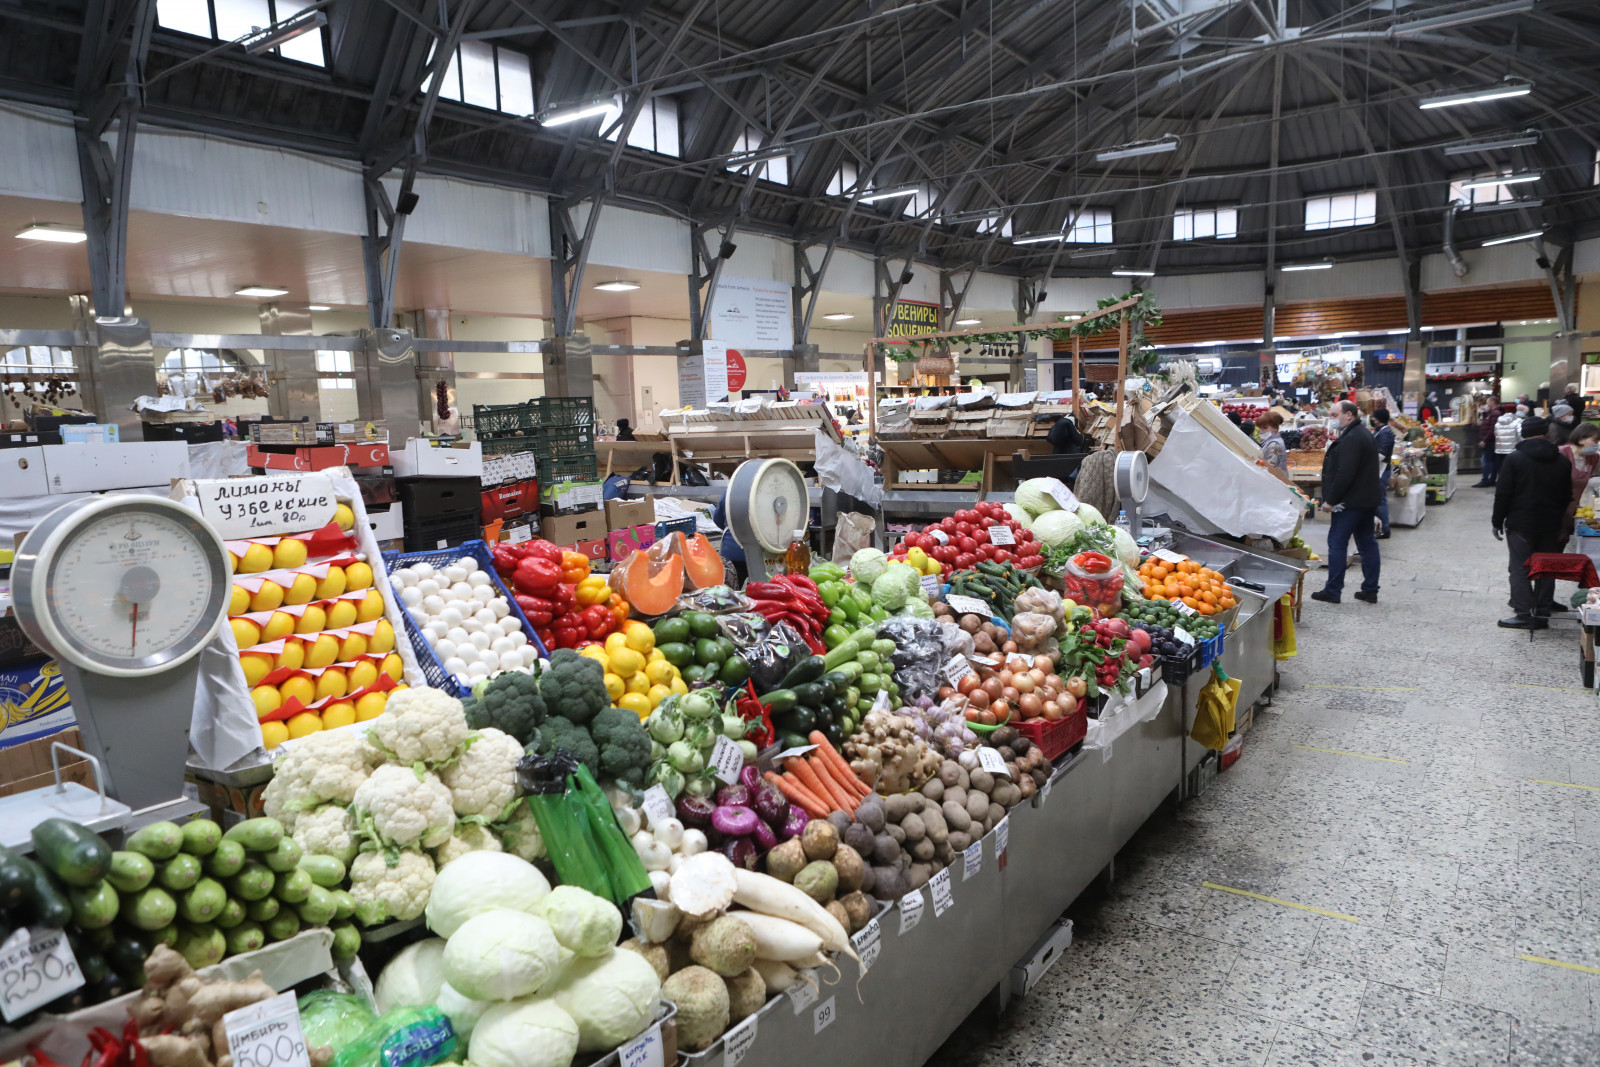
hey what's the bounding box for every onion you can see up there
[968,688,991,710]
[958,674,980,696]
[1033,655,1054,673]
[981,677,1003,700]
[1014,674,1036,694]
[1028,668,1047,687]
[1002,640,1019,654]
[998,670,1014,687]
[1046,674,1064,689]
[1002,686,1020,703]
[991,699,1011,720]
[1019,693,1043,718]
[937,686,956,700]
[1042,699,1062,720]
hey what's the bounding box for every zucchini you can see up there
[106,933,151,980]
[31,819,112,887]
[68,880,120,929]
[179,820,222,856]
[222,818,284,852]
[263,838,303,874]
[297,855,346,888]
[791,682,827,708]
[759,688,797,714]
[821,640,859,672]
[17,854,72,927]
[776,655,826,690]
[203,839,246,878]
[125,822,183,861]
[107,851,155,893]
[121,887,177,931]
[0,845,32,908]
[78,951,108,986]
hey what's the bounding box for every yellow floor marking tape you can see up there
[1302,685,1419,691]
[1201,882,1362,923]
[1292,744,1408,764]
[1518,954,1600,975]
[1527,778,1600,792]
[1512,683,1594,692]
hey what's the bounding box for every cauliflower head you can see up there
[350,848,436,925]
[262,728,377,829]
[369,687,469,767]
[492,801,545,861]
[292,803,361,865]
[353,763,457,849]
[438,728,524,819]
[432,823,504,868]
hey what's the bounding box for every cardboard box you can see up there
[42,442,189,493]
[247,442,390,471]
[326,420,387,444]
[0,446,49,497]
[540,479,603,515]
[482,479,540,522]
[606,523,656,563]
[0,725,91,798]
[366,505,404,542]
[392,439,483,478]
[0,658,75,754]
[605,496,655,530]
[654,515,696,543]
[542,511,608,551]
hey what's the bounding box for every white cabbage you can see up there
[426,851,551,937]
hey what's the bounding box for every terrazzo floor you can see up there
[926,483,1600,1066]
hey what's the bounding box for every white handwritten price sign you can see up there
[920,574,941,598]
[929,868,954,916]
[942,654,975,688]
[788,975,819,1013]
[640,786,675,829]
[723,1014,759,1067]
[710,735,745,784]
[898,887,926,934]
[1175,600,1198,617]
[813,996,837,1034]
[1037,477,1080,513]
[995,814,1010,859]
[1152,548,1187,565]
[195,475,338,540]
[978,746,1011,778]
[853,918,881,976]
[963,840,983,881]
[987,525,1015,546]
[619,1022,664,1067]
[0,927,82,1021]
[224,992,311,1067]
[946,594,992,618]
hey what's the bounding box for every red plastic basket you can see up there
[1015,702,1089,760]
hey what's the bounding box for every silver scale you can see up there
[726,458,811,581]
[1,496,231,846]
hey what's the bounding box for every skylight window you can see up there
[826,161,859,197]
[1064,208,1113,244]
[157,0,326,66]
[427,41,536,116]
[726,127,788,184]
[1173,205,1238,241]
[602,96,681,157]
[1305,191,1376,230]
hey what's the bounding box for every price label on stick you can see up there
[920,574,941,598]
[619,1023,664,1067]
[963,840,983,881]
[0,927,83,1022]
[709,735,745,784]
[987,525,1015,546]
[946,594,992,618]
[942,654,974,688]
[813,996,837,1034]
[1153,548,1187,565]
[978,745,1012,777]
[899,887,926,934]
[724,1015,758,1067]
[930,868,955,916]
[1174,627,1195,646]
[1037,477,1080,513]
[788,975,819,1013]
[640,786,676,829]
[1175,600,1198,617]
[770,744,818,762]
[853,918,881,976]
[224,992,311,1067]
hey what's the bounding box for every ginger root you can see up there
[142,1035,211,1067]
[186,972,275,1026]
[144,945,194,990]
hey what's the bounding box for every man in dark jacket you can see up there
[1473,405,1501,487]
[1493,416,1574,629]
[1312,401,1382,605]
[1372,409,1395,538]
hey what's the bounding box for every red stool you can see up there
[1523,553,1598,640]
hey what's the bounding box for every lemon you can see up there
[347,660,379,691]
[228,586,250,616]
[262,611,296,643]
[645,660,676,686]
[230,618,261,649]
[622,621,655,654]
[338,632,368,661]
[669,677,688,696]
[646,648,665,665]
[369,620,395,654]
[314,668,348,702]
[275,641,305,671]
[381,653,403,681]
[647,683,671,708]
[295,605,327,635]
[355,691,387,720]
[326,600,358,629]
[322,701,356,729]
[286,712,323,739]
[356,589,384,623]
[603,672,625,701]
[304,634,340,669]
[273,539,308,570]
[249,581,285,613]
[344,562,373,591]
[617,692,651,718]
[315,567,347,600]
[279,675,315,706]
[240,653,273,687]
[625,671,650,696]
[239,543,274,573]
[284,573,318,605]
[580,646,610,671]
[609,647,645,678]
[604,632,631,655]
[228,550,238,574]
[334,503,355,531]
[250,685,283,719]
[260,720,289,750]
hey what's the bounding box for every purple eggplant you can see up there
[715,783,751,809]
[676,793,716,830]
[739,765,763,792]
[750,816,778,851]
[750,781,790,830]
[779,806,811,841]
[719,836,758,870]
[710,805,761,838]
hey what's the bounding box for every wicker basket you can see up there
[917,353,955,376]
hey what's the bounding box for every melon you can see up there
[610,542,684,616]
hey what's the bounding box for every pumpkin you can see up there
[676,532,726,590]
[609,541,684,616]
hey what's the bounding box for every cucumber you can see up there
[265,910,300,942]
[777,654,827,690]
[121,887,177,932]
[273,868,312,904]
[759,689,797,714]
[263,838,303,874]
[68,880,120,929]
[214,897,246,930]
[175,923,225,969]
[297,855,346,888]
[222,818,284,852]
[31,819,113,887]
[78,952,109,986]
[107,851,156,893]
[228,861,275,902]
[125,822,184,861]
[203,839,246,878]
[106,933,151,980]
[151,923,179,949]
[791,682,827,708]
[245,896,280,922]
[180,878,228,924]
[226,921,265,956]
[329,889,355,922]
[157,854,202,892]
[295,884,336,925]
[330,922,361,962]
[17,854,72,927]
[180,820,223,856]
[0,845,32,908]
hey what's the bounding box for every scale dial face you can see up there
[18,497,229,678]
[1116,450,1150,504]
[732,459,809,556]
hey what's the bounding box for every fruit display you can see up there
[1135,555,1237,615]
[888,502,1045,572]
[492,538,630,651]
[1221,401,1267,420]
[1299,424,1329,450]
[389,552,543,689]
[1059,551,1125,616]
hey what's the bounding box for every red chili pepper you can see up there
[783,574,820,594]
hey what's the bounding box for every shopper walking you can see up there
[1548,404,1576,445]
[1474,405,1502,487]
[1256,410,1288,472]
[1493,416,1573,629]
[1559,423,1600,545]
[1311,400,1382,605]
[1372,409,1395,539]
[1495,403,1524,471]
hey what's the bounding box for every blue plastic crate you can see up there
[1198,630,1225,668]
[381,539,549,698]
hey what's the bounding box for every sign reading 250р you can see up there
[193,475,339,540]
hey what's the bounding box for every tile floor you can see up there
[927,483,1600,1065]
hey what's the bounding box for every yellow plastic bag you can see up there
[1191,665,1241,750]
[1274,593,1298,660]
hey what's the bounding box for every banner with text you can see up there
[710,277,794,350]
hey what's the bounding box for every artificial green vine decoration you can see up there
[875,289,1164,363]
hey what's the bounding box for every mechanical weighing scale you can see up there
[5,496,231,841]
[726,458,811,581]
[1114,450,1151,538]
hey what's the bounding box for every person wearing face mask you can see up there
[1371,409,1395,539]
[1311,400,1382,605]
[1548,404,1576,445]
[1493,416,1573,629]
[1559,423,1600,548]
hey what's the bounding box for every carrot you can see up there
[766,771,827,817]
[807,755,858,812]
[785,757,846,813]
[808,732,870,796]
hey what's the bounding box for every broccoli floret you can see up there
[539,649,607,725]
[465,671,548,744]
[590,707,653,786]
[530,717,599,776]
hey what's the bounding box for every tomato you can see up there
[972,528,989,545]
[956,536,976,553]
[955,552,978,569]
[954,521,974,536]
[940,517,958,533]
[994,549,1014,564]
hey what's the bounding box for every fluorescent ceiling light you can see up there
[235,286,289,298]
[1390,0,1534,36]
[822,313,854,321]
[1442,130,1540,156]
[1419,81,1532,110]
[1460,172,1541,191]
[858,187,917,203]
[1473,198,1544,212]
[728,148,792,166]
[1112,269,1155,277]
[308,304,330,311]
[954,318,982,326]
[240,8,327,54]
[1095,135,1179,162]
[539,97,618,127]
[1058,314,1083,321]
[16,224,87,243]
[593,280,640,292]
[1280,262,1333,271]
[1482,229,1543,247]
[1012,233,1066,246]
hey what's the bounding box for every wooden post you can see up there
[865,343,877,441]
[1071,335,1083,419]
[1116,318,1129,431]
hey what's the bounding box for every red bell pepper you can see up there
[515,593,555,626]
[535,625,555,650]
[525,539,563,563]
[552,581,576,614]
[514,557,561,596]
[579,603,615,640]
[491,544,522,579]
[551,613,586,648]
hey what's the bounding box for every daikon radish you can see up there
[750,958,808,993]
[736,911,824,962]
[731,868,858,965]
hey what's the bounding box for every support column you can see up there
[1260,284,1277,388]
[260,301,319,422]
[357,328,425,443]
[543,335,594,399]
[786,343,820,390]
[413,308,457,430]
[90,316,156,443]
[1402,257,1426,408]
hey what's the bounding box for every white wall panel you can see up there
[1420,245,1544,291]
[1576,236,1600,278]
[389,175,550,257]
[1276,259,1405,302]
[730,233,790,282]
[0,106,80,202]
[824,250,875,296]
[1039,278,1123,315]
[582,204,690,274]
[964,272,1018,315]
[1154,271,1264,309]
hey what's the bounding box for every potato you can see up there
[969,769,995,795]
[941,800,972,833]
[938,762,963,788]
[956,767,971,791]
[920,778,944,802]
[906,864,932,890]
[1018,775,1037,799]
[988,801,1007,824]
[900,813,926,843]
[833,845,866,893]
[801,821,840,862]
[921,809,948,846]
[947,831,972,853]
[911,837,935,862]
[944,786,968,811]
[885,793,915,822]
[966,792,990,821]
[886,823,906,844]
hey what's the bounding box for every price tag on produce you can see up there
[963,840,983,881]
[978,746,1012,777]
[709,735,745,784]
[1037,477,1081,513]
[194,475,338,540]
[1006,652,1033,670]
[771,744,818,762]
[813,996,837,1034]
[788,975,819,1013]
[995,814,1010,858]
[1173,627,1195,646]
[723,1014,759,1067]
[854,918,881,975]
[946,594,992,618]
[1175,600,1198,617]
[927,529,950,545]
[929,868,955,916]
[942,654,975,688]
[1153,548,1187,565]
[224,992,311,1067]
[507,525,532,545]
[619,1023,664,1067]
[640,786,676,829]
[987,524,1015,546]
[898,888,926,934]
[0,927,83,1022]
[921,574,941,598]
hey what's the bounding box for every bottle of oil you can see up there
[783,539,810,576]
